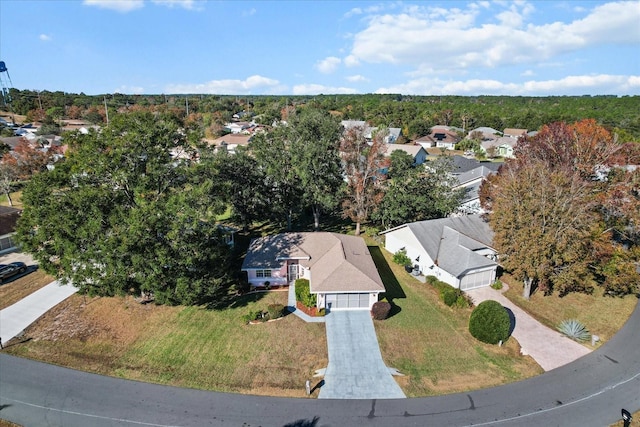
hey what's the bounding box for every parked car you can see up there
[0,262,28,282]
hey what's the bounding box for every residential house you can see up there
[225,121,253,134]
[381,215,498,291]
[480,136,518,159]
[209,134,252,154]
[241,232,385,310]
[503,128,527,139]
[450,155,501,214]
[384,144,428,166]
[415,126,461,150]
[0,206,21,253]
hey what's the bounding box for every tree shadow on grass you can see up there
[504,306,516,337]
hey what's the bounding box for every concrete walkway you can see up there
[466,287,591,371]
[0,280,78,347]
[319,310,405,399]
[286,281,324,323]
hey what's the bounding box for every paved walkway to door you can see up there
[319,310,405,399]
[466,286,591,371]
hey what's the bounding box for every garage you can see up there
[325,293,370,310]
[460,269,495,291]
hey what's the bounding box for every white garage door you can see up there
[460,270,494,291]
[325,293,370,310]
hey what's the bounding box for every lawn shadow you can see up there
[310,379,324,393]
[504,306,516,337]
[368,246,406,301]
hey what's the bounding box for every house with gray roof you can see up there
[381,215,498,291]
[241,232,385,310]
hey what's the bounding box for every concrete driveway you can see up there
[319,310,405,399]
[466,286,591,371]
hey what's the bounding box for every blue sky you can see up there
[1,0,639,96]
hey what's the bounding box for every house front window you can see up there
[256,269,272,278]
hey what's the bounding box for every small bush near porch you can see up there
[295,278,316,308]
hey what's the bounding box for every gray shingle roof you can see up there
[387,215,497,278]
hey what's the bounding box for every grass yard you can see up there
[3,291,327,398]
[369,246,544,397]
[0,270,54,310]
[502,274,637,345]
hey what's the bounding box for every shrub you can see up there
[442,288,458,307]
[425,275,439,285]
[267,303,284,320]
[557,319,590,342]
[455,294,472,308]
[317,308,326,317]
[392,249,412,267]
[371,301,392,320]
[469,300,511,344]
[242,310,261,323]
[491,280,503,290]
[295,278,316,308]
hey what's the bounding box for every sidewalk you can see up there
[465,286,591,371]
[0,280,78,347]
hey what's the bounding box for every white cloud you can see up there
[39,34,52,42]
[114,85,145,94]
[152,0,200,10]
[375,74,640,96]
[346,75,369,83]
[242,7,257,17]
[292,84,357,95]
[165,75,283,95]
[521,70,535,77]
[83,0,144,13]
[346,1,640,73]
[315,56,341,74]
[83,0,200,12]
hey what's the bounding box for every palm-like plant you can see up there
[557,319,590,342]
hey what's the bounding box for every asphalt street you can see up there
[1,299,639,427]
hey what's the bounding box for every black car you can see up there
[0,262,28,282]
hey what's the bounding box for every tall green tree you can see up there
[17,112,234,306]
[374,156,464,229]
[289,109,344,230]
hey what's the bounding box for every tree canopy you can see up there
[482,119,640,298]
[17,112,235,306]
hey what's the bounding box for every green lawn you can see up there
[502,274,637,345]
[370,246,543,397]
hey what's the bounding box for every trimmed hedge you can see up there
[371,301,392,320]
[469,300,511,344]
[294,278,316,308]
[267,303,285,320]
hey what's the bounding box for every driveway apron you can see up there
[466,287,591,371]
[319,310,405,399]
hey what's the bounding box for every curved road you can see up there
[1,303,639,427]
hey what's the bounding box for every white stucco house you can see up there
[381,215,498,291]
[241,232,385,310]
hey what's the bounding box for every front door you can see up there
[288,262,299,283]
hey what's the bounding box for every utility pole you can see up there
[104,96,109,125]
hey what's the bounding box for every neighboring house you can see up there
[480,136,518,159]
[415,126,461,150]
[341,121,400,143]
[241,232,385,310]
[0,206,21,253]
[466,127,502,142]
[384,144,428,166]
[385,127,402,143]
[209,134,252,154]
[503,128,527,139]
[381,215,498,291]
[450,155,501,214]
[225,121,252,134]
